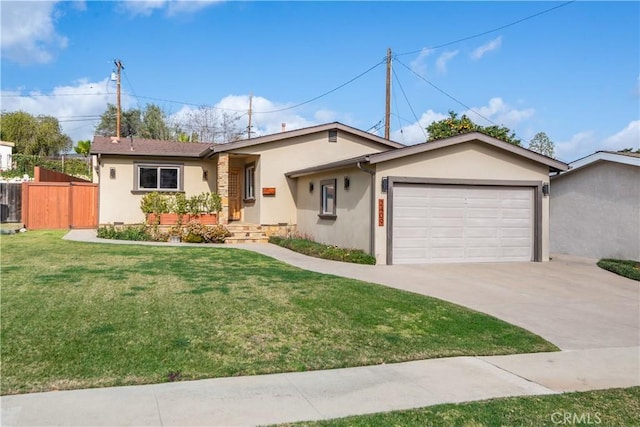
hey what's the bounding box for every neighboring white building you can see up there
[0,141,15,171]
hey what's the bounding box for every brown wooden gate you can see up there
[21,167,98,230]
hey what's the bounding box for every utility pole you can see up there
[247,93,253,139]
[384,48,392,140]
[114,59,124,139]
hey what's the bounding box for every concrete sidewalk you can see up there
[2,347,638,426]
[2,230,634,426]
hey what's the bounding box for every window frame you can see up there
[244,162,256,202]
[133,162,184,192]
[319,178,337,219]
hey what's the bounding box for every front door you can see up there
[229,168,241,221]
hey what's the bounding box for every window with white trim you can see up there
[135,163,183,191]
[319,179,336,218]
[244,163,256,200]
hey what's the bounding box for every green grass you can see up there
[278,387,640,427]
[597,259,640,281]
[269,236,376,264]
[1,231,556,395]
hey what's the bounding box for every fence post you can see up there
[21,182,29,229]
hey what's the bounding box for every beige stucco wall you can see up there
[229,131,391,225]
[372,142,551,264]
[95,155,216,224]
[295,166,372,252]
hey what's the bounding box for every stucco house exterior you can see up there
[0,141,15,171]
[550,151,640,261]
[91,122,567,265]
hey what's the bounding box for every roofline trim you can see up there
[367,132,569,171]
[285,155,370,178]
[209,122,403,156]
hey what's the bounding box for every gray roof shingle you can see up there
[90,136,214,158]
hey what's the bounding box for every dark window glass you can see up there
[159,168,178,189]
[139,168,158,189]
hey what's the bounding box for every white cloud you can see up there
[436,50,458,74]
[471,36,502,60]
[409,48,432,75]
[170,94,318,140]
[463,97,534,129]
[602,120,640,151]
[389,98,535,146]
[1,78,132,144]
[555,131,597,162]
[119,0,222,17]
[0,1,68,65]
[391,110,447,145]
[556,121,640,162]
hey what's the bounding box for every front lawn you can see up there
[1,231,556,395]
[278,387,640,427]
[597,258,640,281]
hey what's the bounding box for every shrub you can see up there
[140,192,168,215]
[268,236,376,265]
[182,221,231,243]
[597,259,640,281]
[97,224,151,241]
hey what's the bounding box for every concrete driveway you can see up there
[376,255,639,350]
[244,245,639,351]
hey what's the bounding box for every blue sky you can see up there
[1,0,638,162]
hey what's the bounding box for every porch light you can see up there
[344,176,350,190]
[381,177,388,193]
[542,182,550,196]
[309,182,314,192]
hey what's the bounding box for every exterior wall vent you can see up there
[328,129,338,143]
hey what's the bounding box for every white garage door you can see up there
[392,184,534,264]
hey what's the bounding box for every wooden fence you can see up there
[21,167,98,230]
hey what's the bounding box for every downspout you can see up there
[357,160,375,257]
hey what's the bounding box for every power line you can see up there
[123,68,143,111]
[392,67,428,141]
[2,58,387,117]
[396,1,575,57]
[395,58,497,126]
[254,58,387,114]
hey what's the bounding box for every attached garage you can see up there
[390,182,536,264]
[287,132,568,265]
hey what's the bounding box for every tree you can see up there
[140,104,171,140]
[74,140,91,157]
[95,104,145,138]
[0,111,72,155]
[528,132,555,158]
[179,106,243,143]
[426,111,521,146]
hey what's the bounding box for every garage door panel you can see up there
[466,228,498,238]
[430,237,465,248]
[431,227,465,238]
[393,184,533,264]
[432,207,464,218]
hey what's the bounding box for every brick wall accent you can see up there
[217,153,229,225]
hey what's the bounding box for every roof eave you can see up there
[285,155,370,178]
[367,132,569,171]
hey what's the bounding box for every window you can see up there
[134,163,183,191]
[244,163,256,200]
[319,179,336,218]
